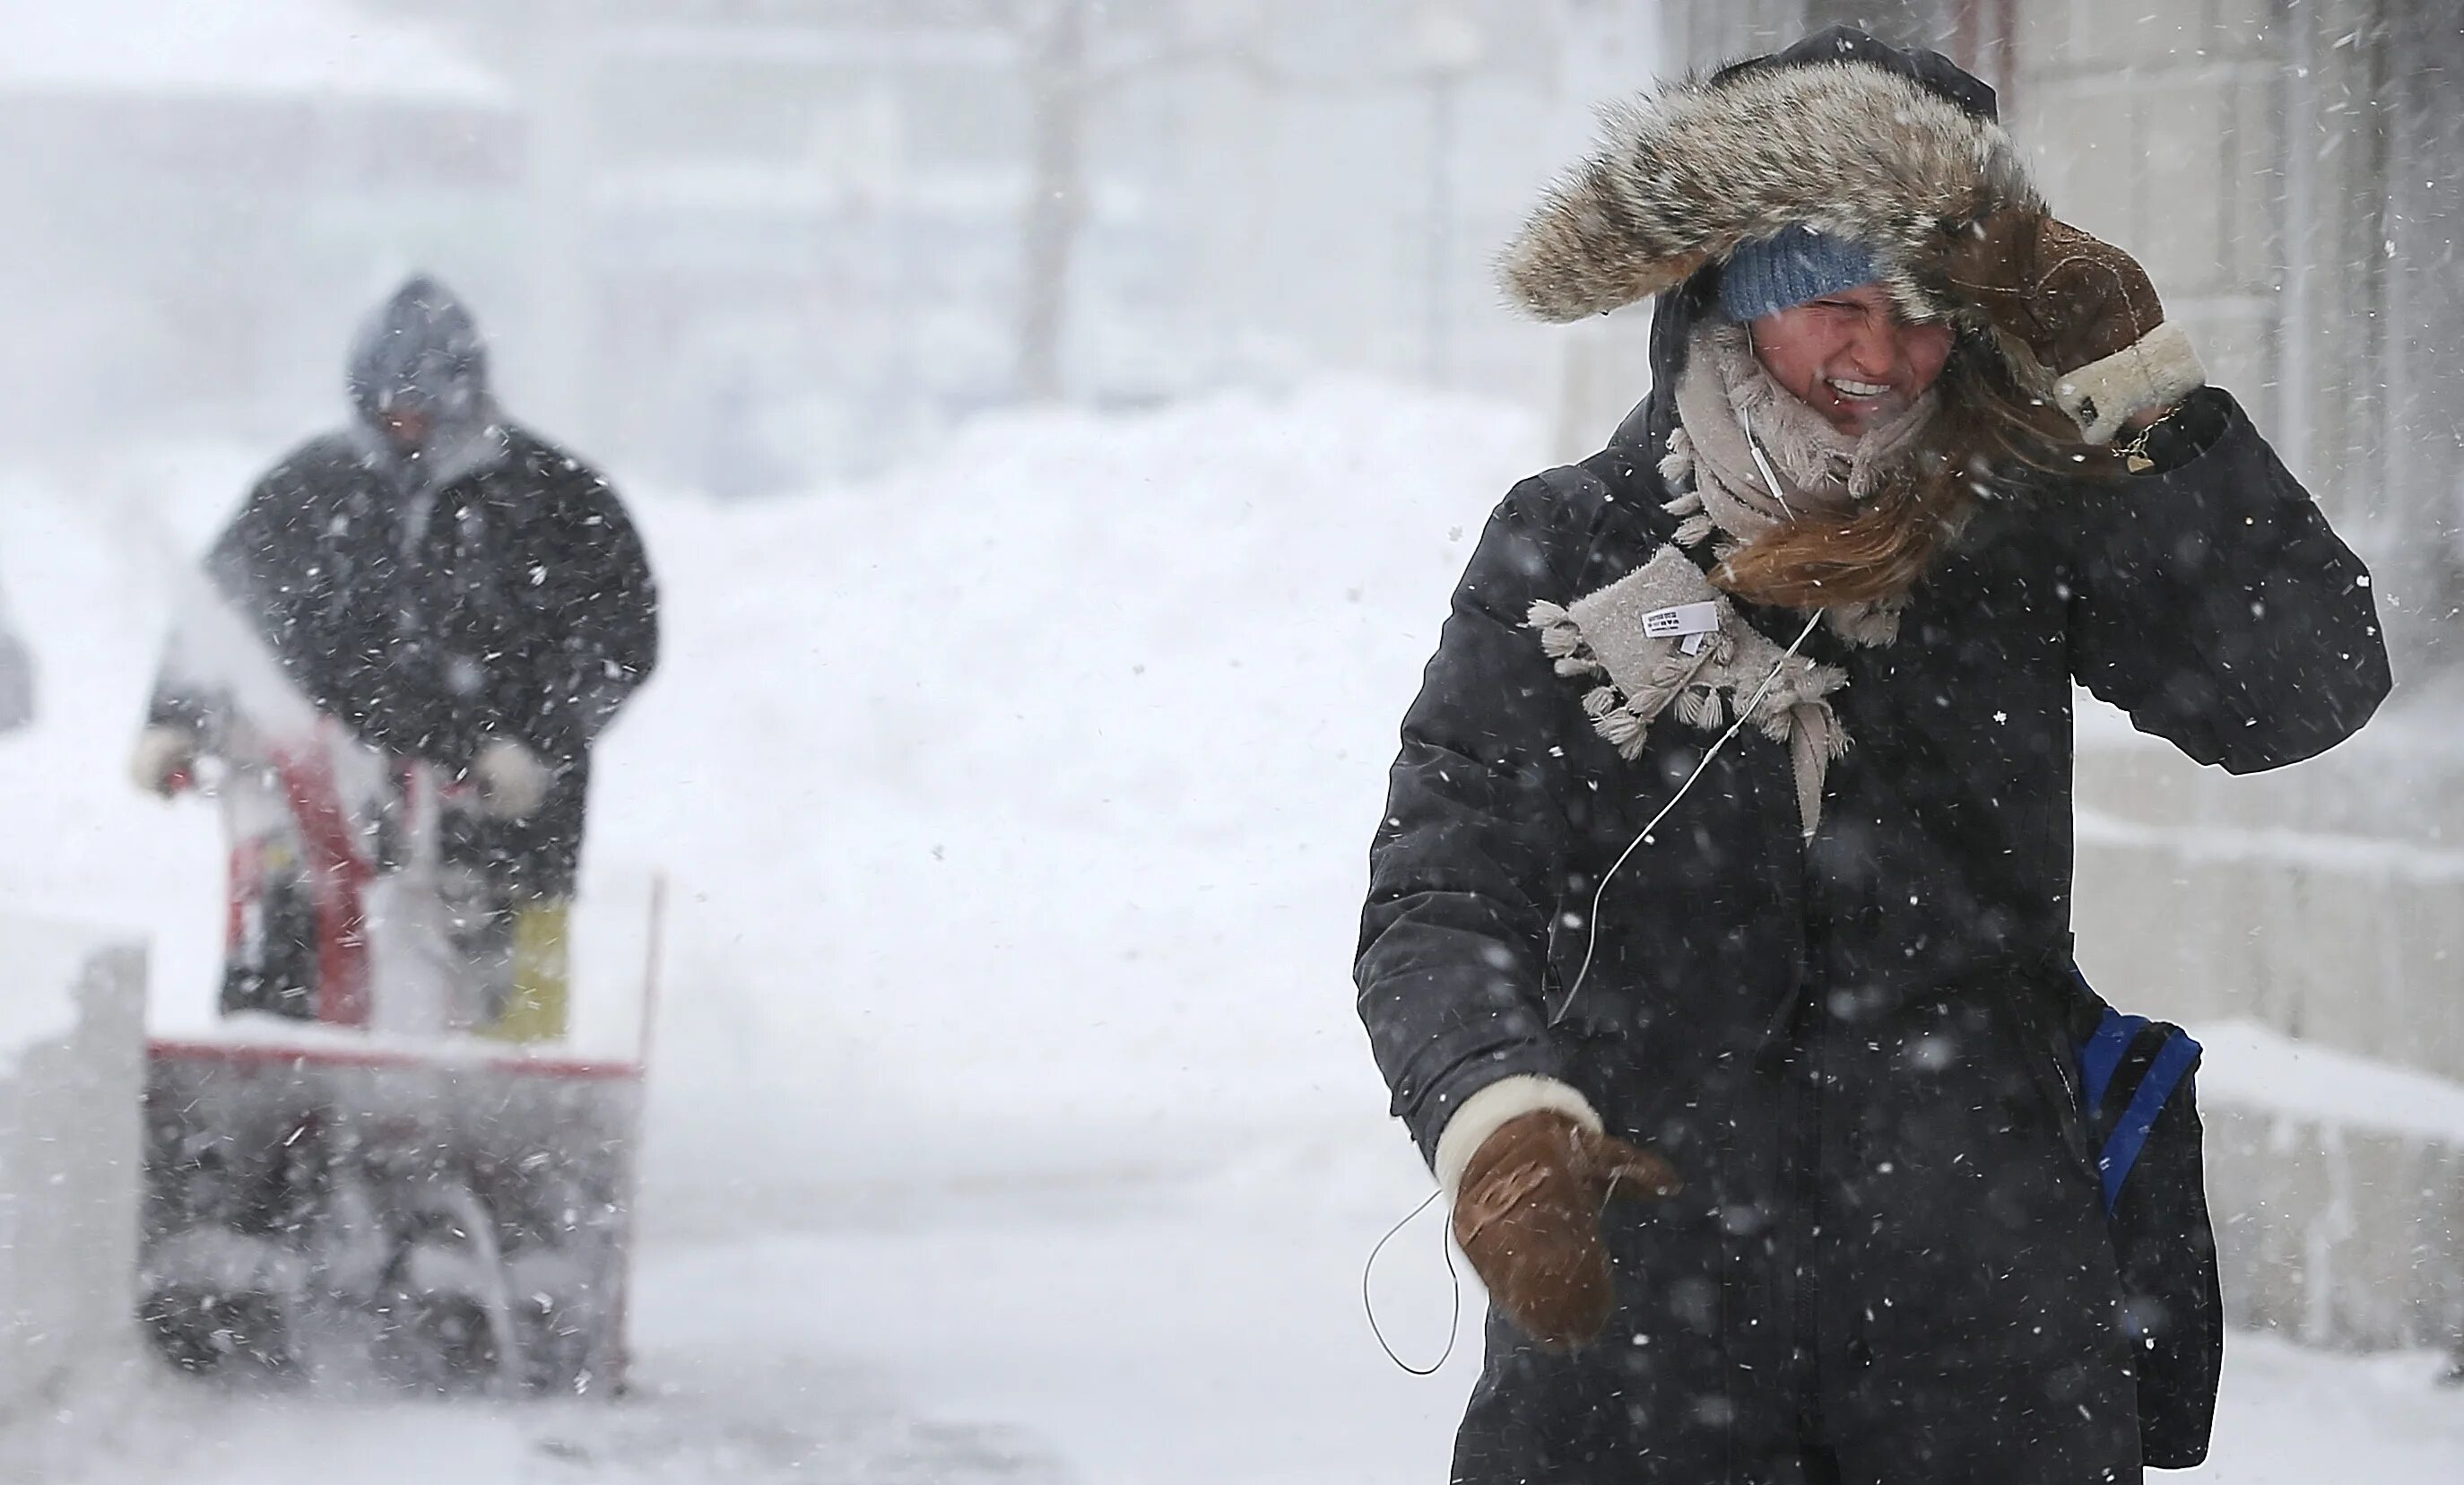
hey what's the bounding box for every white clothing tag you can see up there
[1643,601,1720,641]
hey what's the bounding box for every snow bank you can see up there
[0,383,1540,1207]
[2197,1019,2464,1145]
[0,922,83,1076]
[0,452,233,1015]
[2080,808,2464,888]
[0,914,145,1420]
[592,379,1541,1199]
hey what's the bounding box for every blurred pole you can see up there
[2278,4,2317,492]
[519,0,595,445]
[1414,4,1483,390]
[1991,0,2017,117]
[1017,0,1090,403]
[1545,0,1662,460]
[1427,74,1455,387]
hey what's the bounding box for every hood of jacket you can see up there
[344,274,507,488]
[1498,29,2029,457]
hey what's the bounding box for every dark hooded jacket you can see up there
[1356,31,2389,1485]
[152,278,657,896]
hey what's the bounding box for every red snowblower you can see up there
[138,719,663,1394]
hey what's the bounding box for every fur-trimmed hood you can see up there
[1500,29,2039,330]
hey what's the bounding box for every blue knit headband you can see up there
[1718,228,1878,322]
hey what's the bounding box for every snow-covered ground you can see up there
[17,1172,2464,1482]
[3,385,2461,1479]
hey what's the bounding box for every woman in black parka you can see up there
[1355,30,2388,1484]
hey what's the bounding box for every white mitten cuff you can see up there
[129,723,196,795]
[474,738,555,820]
[2052,319,2206,445]
[1433,1074,1602,1199]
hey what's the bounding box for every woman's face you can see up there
[1748,282,1955,436]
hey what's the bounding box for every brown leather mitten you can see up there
[1450,1110,1682,1350]
[1940,209,2204,442]
[1942,209,2163,372]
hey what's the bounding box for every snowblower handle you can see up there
[173,753,241,800]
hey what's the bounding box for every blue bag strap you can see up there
[2079,1007,2147,1116]
[2098,1029,2201,1214]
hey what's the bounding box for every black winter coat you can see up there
[153,425,658,896]
[1355,275,2388,1477]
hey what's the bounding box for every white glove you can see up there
[129,723,198,797]
[473,738,554,820]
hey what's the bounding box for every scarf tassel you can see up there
[1784,699,1852,840]
[1677,685,1723,730]
[1660,484,1715,551]
[1528,600,1604,677]
[1658,427,1696,487]
[1594,705,1648,758]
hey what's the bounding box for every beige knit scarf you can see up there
[1527,321,1943,838]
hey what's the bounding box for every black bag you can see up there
[2072,970,2224,1470]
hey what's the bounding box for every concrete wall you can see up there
[0,923,146,1422]
[2006,5,2464,1347]
[2207,1102,2464,1349]
[2012,0,2464,671]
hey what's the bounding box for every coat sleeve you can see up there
[2065,388,2390,772]
[145,455,329,738]
[1356,479,1594,1161]
[494,461,660,768]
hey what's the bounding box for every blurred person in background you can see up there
[0,568,31,735]
[130,274,658,1039]
[1355,28,2389,1484]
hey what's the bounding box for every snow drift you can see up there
[0,382,1543,1209]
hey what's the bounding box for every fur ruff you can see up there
[2054,320,2208,444]
[1498,59,2041,329]
[1433,1075,1602,1198]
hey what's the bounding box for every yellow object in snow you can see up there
[482,896,570,1042]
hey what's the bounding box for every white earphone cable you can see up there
[1739,404,1798,521]
[1551,607,1822,1025]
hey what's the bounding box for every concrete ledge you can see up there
[2073,816,2464,1087]
[2208,1108,2464,1350]
[2074,704,2464,849]
[2191,1021,2464,1350]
